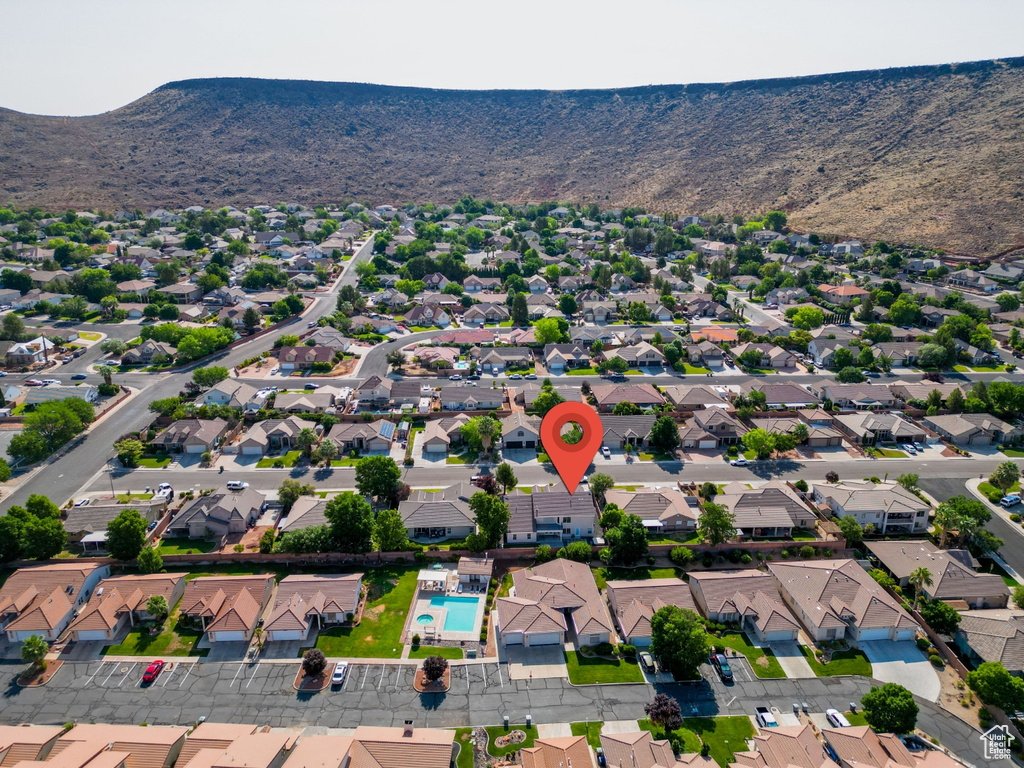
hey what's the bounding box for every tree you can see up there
[386,350,406,371]
[825,471,839,484]
[946,388,965,413]
[21,635,49,671]
[644,693,683,731]
[838,516,863,547]
[100,338,127,356]
[933,495,990,548]
[908,566,933,610]
[917,343,948,369]
[259,528,276,554]
[355,455,402,503]
[325,493,375,553]
[470,492,510,548]
[896,473,919,491]
[511,293,529,326]
[533,387,566,417]
[650,606,710,680]
[137,546,163,574]
[613,401,642,416]
[114,437,145,468]
[763,211,787,231]
[861,683,918,734]
[606,514,648,565]
[650,416,680,452]
[558,295,578,316]
[919,599,960,636]
[600,503,622,530]
[193,366,230,388]
[373,508,408,552]
[559,540,593,563]
[741,428,775,460]
[968,661,1024,713]
[158,303,180,321]
[786,306,824,330]
[589,473,615,505]
[312,440,338,466]
[835,366,866,383]
[990,461,1021,494]
[698,503,736,545]
[106,508,148,560]
[146,594,169,622]
[422,655,449,683]
[297,427,319,457]
[242,306,262,333]
[534,317,567,345]
[302,648,327,677]
[495,462,517,495]
[627,302,651,324]
[278,479,315,514]
[699,482,718,500]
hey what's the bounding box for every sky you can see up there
[3,0,1024,116]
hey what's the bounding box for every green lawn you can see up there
[715,631,785,678]
[485,725,538,757]
[593,566,677,590]
[638,719,703,757]
[977,558,1020,587]
[103,606,208,657]
[790,528,817,542]
[845,711,869,727]
[1001,447,1024,458]
[638,451,676,462]
[954,364,1007,373]
[570,722,604,749]
[408,645,464,659]
[446,450,479,465]
[116,493,154,503]
[138,455,171,468]
[256,450,302,468]
[799,646,872,677]
[685,717,755,767]
[680,363,712,374]
[565,650,644,684]
[154,538,216,555]
[565,367,599,376]
[874,448,907,458]
[330,458,360,467]
[453,729,474,768]
[313,566,418,658]
[647,532,702,546]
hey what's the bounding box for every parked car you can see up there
[331,661,349,686]
[73,498,91,507]
[596,747,606,767]
[158,482,172,492]
[71,373,87,380]
[601,446,611,457]
[861,370,879,378]
[468,374,481,380]
[755,706,778,728]
[449,374,462,381]
[730,458,749,467]
[42,379,62,385]
[0,372,6,377]
[525,373,538,380]
[226,480,250,491]
[307,321,317,328]
[711,653,733,683]
[825,709,851,728]
[304,383,320,390]
[1000,494,1022,507]
[142,660,165,684]
[639,652,656,673]
[900,444,917,455]
[508,373,523,380]
[913,441,924,451]
[24,379,42,386]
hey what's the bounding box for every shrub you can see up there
[781,549,790,559]
[740,553,752,564]
[412,634,421,646]
[929,654,944,667]
[670,546,696,566]
[233,544,244,553]
[916,637,931,652]
[422,655,448,683]
[799,545,816,559]
[98,383,119,396]
[1011,514,1021,523]
[794,479,808,492]
[302,649,327,677]
[617,643,637,658]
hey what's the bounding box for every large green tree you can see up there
[697,503,737,545]
[469,492,510,548]
[650,606,710,680]
[278,479,315,514]
[106,509,148,560]
[606,513,649,565]
[862,683,918,733]
[373,508,408,552]
[355,455,402,503]
[324,493,375,553]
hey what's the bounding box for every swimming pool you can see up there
[429,595,480,632]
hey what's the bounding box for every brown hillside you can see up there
[2,58,1024,255]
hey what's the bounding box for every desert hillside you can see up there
[2,58,1024,254]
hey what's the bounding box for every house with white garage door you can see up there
[151,418,228,454]
[605,578,697,646]
[0,563,109,642]
[768,559,918,643]
[687,570,801,643]
[179,574,275,642]
[500,412,540,450]
[67,572,187,642]
[495,559,614,648]
[263,573,363,642]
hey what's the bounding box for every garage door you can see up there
[185,445,206,454]
[699,439,717,450]
[76,629,111,642]
[210,630,247,642]
[856,627,890,641]
[501,631,523,646]
[424,443,446,454]
[268,629,306,642]
[505,441,524,450]
[241,446,263,456]
[761,629,798,643]
[525,632,562,647]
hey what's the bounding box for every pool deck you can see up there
[403,588,486,644]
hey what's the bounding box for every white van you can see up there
[825,709,851,728]
[1001,494,1021,507]
[226,480,249,491]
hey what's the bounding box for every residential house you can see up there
[955,610,1024,674]
[203,380,259,409]
[304,327,352,353]
[120,339,177,365]
[687,570,801,643]
[685,340,725,368]
[178,575,275,642]
[155,282,202,303]
[116,279,156,296]
[543,343,591,371]
[7,337,57,365]
[0,563,110,642]
[768,559,918,642]
[463,275,502,292]
[806,337,854,368]
[955,338,1000,365]
[520,738,593,768]
[662,384,729,410]
[238,417,319,456]
[403,304,451,328]
[501,411,541,450]
[462,303,510,325]
[24,384,99,406]
[398,483,478,541]
[605,341,665,368]
[873,341,925,366]
[152,418,228,454]
[423,273,450,290]
[49,723,190,768]
[601,731,714,768]
[947,269,998,293]
[604,487,699,532]
[326,420,395,452]
[601,414,658,448]
[691,409,747,446]
[437,387,503,411]
[736,725,839,768]
[582,301,618,323]
[457,556,493,588]
[824,725,964,768]
[278,345,335,371]
[606,578,696,646]
[832,412,925,445]
[350,315,396,334]
[496,558,613,647]
[64,498,169,546]
[591,384,665,412]
[166,486,266,539]
[421,415,469,454]
[814,480,929,534]
[923,413,1020,446]
[867,541,1008,608]
[754,415,842,447]
[518,383,583,409]
[716,480,817,537]
[504,486,597,545]
[263,574,363,642]
[67,573,188,642]
[818,283,870,302]
[274,390,336,413]
[817,383,896,410]
[0,725,64,764]
[731,343,798,369]
[889,381,967,404]
[356,375,392,405]
[477,347,533,373]
[281,726,454,768]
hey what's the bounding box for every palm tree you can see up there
[297,428,319,458]
[909,566,933,610]
[21,635,49,672]
[98,365,114,387]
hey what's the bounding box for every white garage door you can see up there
[210,630,247,642]
[699,439,717,450]
[424,443,447,454]
[241,446,264,456]
[501,631,523,646]
[76,629,111,642]
[185,444,206,454]
[525,632,562,647]
[856,627,890,641]
[761,629,798,643]
[268,630,306,642]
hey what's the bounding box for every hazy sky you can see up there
[4,0,1023,116]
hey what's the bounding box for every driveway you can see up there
[861,640,940,702]
[498,645,568,680]
[771,642,815,678]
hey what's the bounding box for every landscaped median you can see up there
[565,649,644,684]
[484,725,537,757]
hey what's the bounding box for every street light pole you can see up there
[107,453,116,499]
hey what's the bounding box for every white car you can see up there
[1000,494,1022,508]
[730,458,749,467]
[331,661,349,686]
[157,483,172,492]
[42,379,62,386]
[825,709,851,728]
[73,498,91,507]
[226,480,249,491]
[755,707,778,728]
[601,446,611,457]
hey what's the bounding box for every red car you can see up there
[142,660,164,684]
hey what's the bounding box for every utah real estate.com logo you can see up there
[981,724,1015,760]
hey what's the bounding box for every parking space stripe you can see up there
[178,663,194,688]
[102,663,120,686]
[377,665,385,689]
[231,664,245,686]
[341,666,351,691]
[161,663,177,686]
[465,665,470,690]
[361,665,370,689]
[85,662,107,686]
[245,663,260,688]
[496,663,503,687]
[117,662,138,687]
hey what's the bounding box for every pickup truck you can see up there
[755,707,778,728]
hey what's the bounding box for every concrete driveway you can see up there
[861,640,940,702]
[771,642,815,678]
[498,645,568,680]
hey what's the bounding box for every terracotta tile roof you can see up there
[180,576,274,634]
[348,726,453,768]
[176,726,259,768]
[68,574,186,634]
[606,578,696,639]
[57,724,188,768]
[822,726,914,768]
[956,609,1024,671]
[866,541,1009,602]
[513,559,614,636]
[0,564,105,633]
[521,736,593,768]
[600,731,682,768]
[0,725,64,767]
[281,736,352,768]
[495,597,567,634]
[748,724,835,768]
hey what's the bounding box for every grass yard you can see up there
[680,363,712,374]
[116,493,154,503]
[647,531,702,546]
[874,448,908,458]
[103,606,208,657]
[686,717,755,767]
[565,367,599,376]
[715,631,785,678]
[453,729,474,768]
[485,725,538,757]
[78,331,102,340]
[138,455,171,468]
[844,711,869,727]
[954,364,1007,373]
[154,538,216,555]
[570,722,604,749]
[790,528,817,541]
[638,719,702,756]
[446,449,479,465]
[1001,447,1024,458]
[565,651,643,684]
[638,451,676,462]
[978,558,1020,587]
[330,458,360,467]
[408,645,464,660]
[799,646,872,677]
[313,566,418,658]
[592,566,677,590]
[256,450,302,468]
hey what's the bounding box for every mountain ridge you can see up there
[2,57,1024,255]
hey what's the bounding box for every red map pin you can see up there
[540,401,604,495]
